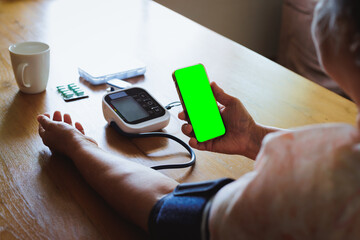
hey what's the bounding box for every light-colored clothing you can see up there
[210,123,360,239]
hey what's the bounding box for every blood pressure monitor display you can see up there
[111,96,149,122]
[104,88,166,124]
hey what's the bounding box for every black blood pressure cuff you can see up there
[148,178,234,240]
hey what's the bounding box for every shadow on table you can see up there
[0,91,46,139]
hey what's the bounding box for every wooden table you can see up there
[0,0,357,239]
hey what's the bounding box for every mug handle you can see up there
[17,63,30,88]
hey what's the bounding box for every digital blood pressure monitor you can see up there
[102,87,170,133]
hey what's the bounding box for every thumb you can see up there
[211,82,234,106]
[37,114,53,130]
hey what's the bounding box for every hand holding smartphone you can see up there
[172,64,226,142]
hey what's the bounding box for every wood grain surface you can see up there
[0,0,357,239]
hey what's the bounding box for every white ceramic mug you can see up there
[9,41,50,94]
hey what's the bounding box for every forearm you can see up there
[69,143,178,231]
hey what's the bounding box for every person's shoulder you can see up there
[263,123,358,145]
[256,123,359,168]
[291,122,356,134]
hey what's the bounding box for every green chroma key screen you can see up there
[174,64,226,142]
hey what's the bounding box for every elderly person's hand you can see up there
[179,82,278,160]
[37,111,98,157]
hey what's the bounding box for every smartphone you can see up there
[172,64,226,142]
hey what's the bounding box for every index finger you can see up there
[178,111,186,121]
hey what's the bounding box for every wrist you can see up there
[244,123,277,160]
[66,134,99,160]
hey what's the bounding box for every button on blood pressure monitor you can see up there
[102,87,170,133]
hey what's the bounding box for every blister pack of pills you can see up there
[56,83,89,102]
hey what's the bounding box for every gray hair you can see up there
[314,0,360,63]
[315,0,359,35]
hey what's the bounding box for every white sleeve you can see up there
[208,123,360,240]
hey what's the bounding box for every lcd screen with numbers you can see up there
[104,88,166,124]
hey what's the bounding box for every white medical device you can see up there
[102,87,170,133]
